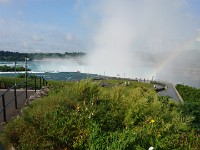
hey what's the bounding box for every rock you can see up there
[1,122,6,126]
[29,95,36,101]
[23,86,50,107]
[35,91,42,98]
[10,145,16,150]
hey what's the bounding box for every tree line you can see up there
[0,65,31,72]
[0,50,86,61]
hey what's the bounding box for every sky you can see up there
[1,0,200,86]
[0,0,96,52]
[0,0,200,53]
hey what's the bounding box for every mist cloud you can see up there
[86,0,200,82]
[0,0,200,86]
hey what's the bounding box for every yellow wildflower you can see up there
[150,119,155,123]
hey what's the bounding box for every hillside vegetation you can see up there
[176,84,200,132]
[0,80,199,149]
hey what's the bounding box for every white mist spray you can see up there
[86,0,199,81]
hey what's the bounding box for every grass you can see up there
[0,76,46,89]
[0,79,199,149]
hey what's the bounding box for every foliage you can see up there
[0,77,24,88]
[17,74,26,78]
[0,65,30,72]
[0,50,28,61]
[0,76,45,89]
[176,84,200,102]
[176,84,200,132]
[0,80,199,149]
[0,50,85,61]
[28,51,85,60]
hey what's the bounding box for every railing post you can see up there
[40,77,42,89]
[2,94,6,122]
[43,77,45,86]
[34,77,37,93]
[25,81,28,100]
[14,86,18,109]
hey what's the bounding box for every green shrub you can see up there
[0,76,44,89]
[17,73,25,78]
[0,77,25,88]
[0,80,199,149]
[176,84,200,132]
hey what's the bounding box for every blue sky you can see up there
[0,0,200,53]
[0,0,96,52]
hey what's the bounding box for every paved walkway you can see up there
[0,89,35,131]
[156,82,183,103]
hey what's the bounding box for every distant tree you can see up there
[0,50,86,61]
[0,65,30,72]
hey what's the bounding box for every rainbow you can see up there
[150,35,196,79]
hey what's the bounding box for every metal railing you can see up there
[0,77,48,122]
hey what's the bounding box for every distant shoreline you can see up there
[0,50,86,61]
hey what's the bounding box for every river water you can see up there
[0,60,200,88]
[0,61,99,81]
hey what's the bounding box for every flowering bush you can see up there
[0,80,199,149]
